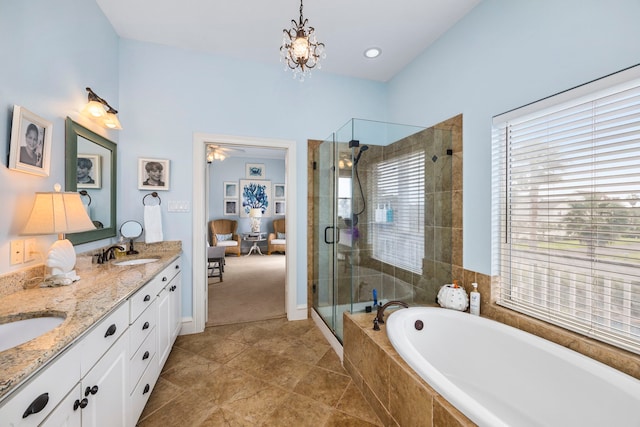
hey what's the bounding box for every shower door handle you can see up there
[324,226,340,244]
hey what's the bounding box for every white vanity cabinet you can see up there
[0,255,183,427]
[157,260,181,368]
[127,256,181,426]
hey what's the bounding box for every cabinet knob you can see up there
[142,351,150,360]
[142,321,150,330]
[162,277,168,282]
[104,324,117,338]
[73,398,88,411]
[175,264,179,269]
[22,392,49,418]
[143,384,150,394]
[85,385,99,396]
[143,294,151,302]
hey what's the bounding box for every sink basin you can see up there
[0,316,65,352]
[113,258,159,266]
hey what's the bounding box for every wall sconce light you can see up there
[21,184,96,284]
[81,87,122,130]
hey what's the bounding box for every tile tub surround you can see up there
[0,241,182,401]
[343,311,475,427]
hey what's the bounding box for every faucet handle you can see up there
[373,317,380,331]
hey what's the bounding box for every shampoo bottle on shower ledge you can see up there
[470,282,480,315]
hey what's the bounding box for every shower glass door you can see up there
[312,133,354,342]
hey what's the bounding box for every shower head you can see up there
[354,145,369,165]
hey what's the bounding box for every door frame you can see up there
[190,132,301,334]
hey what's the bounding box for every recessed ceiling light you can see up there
[364,47,381,59]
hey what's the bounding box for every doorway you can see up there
[206,145,287,325]
[189,133,302,335]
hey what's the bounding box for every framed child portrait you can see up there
[77,154,101,189]
[8,105,53,177]
[138,158,170,191]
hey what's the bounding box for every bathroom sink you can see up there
[0,316,65,352]
[113,258,159,266]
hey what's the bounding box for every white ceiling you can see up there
[96,0,481,82]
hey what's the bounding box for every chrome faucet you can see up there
[373,300,409,330]
[97,245,125,264]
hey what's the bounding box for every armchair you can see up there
[209,219,241,256]
[268,218,286,255]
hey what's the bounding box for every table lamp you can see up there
[22,184,96,283]
[249,208,262,233]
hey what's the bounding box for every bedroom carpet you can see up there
[207,253,286,326]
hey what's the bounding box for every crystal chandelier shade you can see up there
[280,0,325,81]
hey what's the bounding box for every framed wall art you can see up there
[273,183,285,199]
[245,163,265,179]
[224,199,238,215]
[8,105,53,177]
[275,201,286,216]
[224,181,238,198]
[240,179,271,217]
[77,154,101,189]
[138,158,170,190]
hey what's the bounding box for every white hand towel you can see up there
[144,204,163,243]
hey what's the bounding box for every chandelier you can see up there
[280,0,325,81]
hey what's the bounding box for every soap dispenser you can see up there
[470,283,481,315]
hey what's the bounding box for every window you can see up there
[372,151,425,274]
[492,65,640,354]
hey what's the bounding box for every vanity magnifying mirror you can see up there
[65,118,117,245]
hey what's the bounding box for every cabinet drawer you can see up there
[129,299,157,356]
[129,277,162,323]
[129,353,158,426]
[129,328,157,393]
[0,344,80,427]
[80,302,128,378]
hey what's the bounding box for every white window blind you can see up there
[492,66,640,354]
[372,151,425,274]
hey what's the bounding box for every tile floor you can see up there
[137,317,382,426]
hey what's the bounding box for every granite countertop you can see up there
[0,245,182,402]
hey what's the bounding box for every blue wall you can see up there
[387,0,640,275]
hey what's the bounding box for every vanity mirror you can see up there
[65,118,117,245]
[120,220,143,255]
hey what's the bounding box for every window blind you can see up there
[492,67,640,354]
[371,151,425,274]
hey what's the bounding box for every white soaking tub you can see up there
[386,307,640,427]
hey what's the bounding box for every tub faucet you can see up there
[373,300,409,330]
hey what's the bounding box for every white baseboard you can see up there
[287,304,308,321]
[178,316,200,335]
[311,308,343,362]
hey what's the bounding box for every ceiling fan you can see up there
[206,144,245,162]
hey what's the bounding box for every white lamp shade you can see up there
[103,111,122,129]
[249,208,263,218]
[22,191,96,236]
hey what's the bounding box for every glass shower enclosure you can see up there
[311,118,453,342]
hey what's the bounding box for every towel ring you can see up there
[143,192,161,206]
[78,190,91,206]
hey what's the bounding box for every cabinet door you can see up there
[40,384,82,427]
[156,287,171,369]
[81,333,128,427]
[169,272,182,342]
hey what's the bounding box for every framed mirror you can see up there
[65,118,117,245]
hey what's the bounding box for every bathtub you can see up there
[386,307,640,427]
